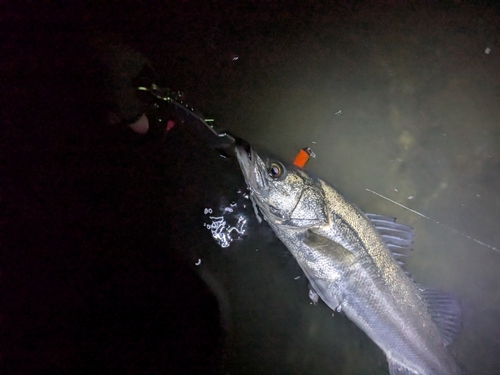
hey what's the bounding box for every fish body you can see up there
[235,145,462,375]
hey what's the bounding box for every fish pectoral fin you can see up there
[300,231,356,312]
[302,268,342,311]
[387,358,418,375]
[299,230,355,311]
[420,287,462,346]
[308,285,319,305]
[303,231,356,265]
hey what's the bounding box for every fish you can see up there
[235,144,463,375]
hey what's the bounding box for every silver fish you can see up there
[235,145,462,375]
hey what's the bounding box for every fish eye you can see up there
[268,162,286,180]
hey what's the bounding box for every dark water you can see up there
[4,2,500,374]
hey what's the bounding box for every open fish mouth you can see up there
[234,145,253,184]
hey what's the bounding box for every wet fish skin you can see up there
[235,145,462,375]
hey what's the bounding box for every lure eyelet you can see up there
[268,162,286,180]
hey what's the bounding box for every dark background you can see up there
[2,2,248,374]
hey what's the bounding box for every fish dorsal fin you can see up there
[366,213,414,251]
[368,213,463,346]
[420,287,462,346]
[367,213,414,275]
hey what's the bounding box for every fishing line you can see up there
[366,188,500,254]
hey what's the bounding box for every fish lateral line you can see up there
[365,188,500,254]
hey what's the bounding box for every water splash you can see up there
[203,196,248,248]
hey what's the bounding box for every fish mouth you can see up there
[235,144,269,196]
[235,144,251,163]
[234,135,251,154]
[235,144,256,181]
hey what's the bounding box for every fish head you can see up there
[235,145,327,229]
